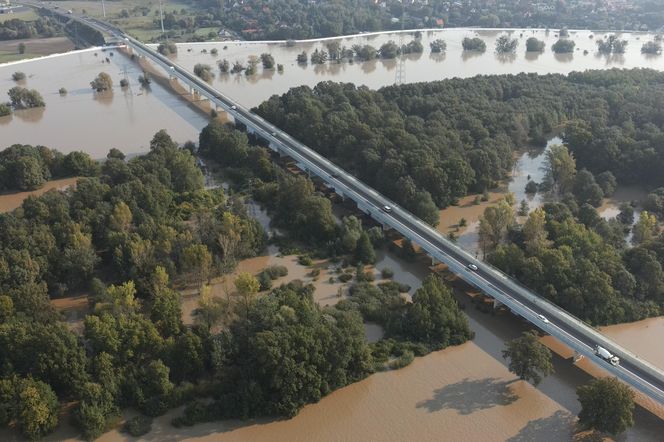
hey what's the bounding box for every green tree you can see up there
[379,40,399,59]
[430,39,447,53]
[260,53,275,69]
[90,72,113,92]
[196,284,227,331]
[522,208,550,254]
[525,37,545,52]
[403,275,472,349]
[577,377,635,435]
[354,231,376,264]
[542,144,576,196]
[14,156,45,190]
[495,35,518,53]
[149,267,182,337]
[180,244,213,286]
[16,377,59,440]
[632,211,657,244]
[74,382,118,440]
[552,39,575,53]
[502,331,554,386]
[18,42,26,54]
[478,200,514,254]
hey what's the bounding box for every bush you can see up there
[298,255,313,266]
[119,79,128,88]
[124,416,152,437]
[12,71,26,81]
[526,37,546,52]
[525,180,538,194]
[338,273,353,283]
[552,39,575,53]
[265,265,288,279]
[389,350,415,369]
[194,63,215,82]
[258,271,272,291]
[462,37,486,52]
[91,72,113,92]
[0,103,11,117]
[381,268,394,279]
[58,87,67,95]
[398,283,410,293]
[310,268,321,278]
[158,41,177,55]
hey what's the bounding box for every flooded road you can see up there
[0,48,209,156]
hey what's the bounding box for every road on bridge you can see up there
[27,0,664,407]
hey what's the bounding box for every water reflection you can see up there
[496,53,517,64]
[361,59,377,74]
[553,52,574,63]
[429,53,446,63]
[462,50,485,61]
[524,51,543,61]
[93,91,114,106]
[14,107,45,123]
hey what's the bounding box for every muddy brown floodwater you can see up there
[4,27,664,442]
[0,48,209,157]
[0,177,78,213]
[172,28,664,109]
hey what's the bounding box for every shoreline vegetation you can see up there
[0,122,473,440]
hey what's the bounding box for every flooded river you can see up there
[3,27,664,441]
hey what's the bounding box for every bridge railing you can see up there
[124,34,664,403]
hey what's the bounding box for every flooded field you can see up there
[5,27,664,442]
[0,48,209,156]
[170,28,664,108]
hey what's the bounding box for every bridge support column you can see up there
[493,299,502,308]
[573,352,584,363]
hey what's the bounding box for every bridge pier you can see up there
[493,298,503,308]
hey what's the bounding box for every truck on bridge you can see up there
[595,345,620,366]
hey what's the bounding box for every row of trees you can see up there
[0,144,97,191]
[502,331,635,435]
[0,17,62,41]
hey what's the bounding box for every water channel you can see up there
[2,28,664,440]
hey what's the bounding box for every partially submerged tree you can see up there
[90,72,113,92]
[577,377,635,435]
[502,330,554,386]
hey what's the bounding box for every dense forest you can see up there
[0,127,471,439]
[255,69,664,226]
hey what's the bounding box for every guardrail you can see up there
[75,20,664,405]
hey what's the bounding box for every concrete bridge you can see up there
[28,1,664,407]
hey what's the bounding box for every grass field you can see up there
[0,9,39,23]
[51,1,220,42]
[0,37,75,64]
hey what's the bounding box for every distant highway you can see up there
[26,0,664,407]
